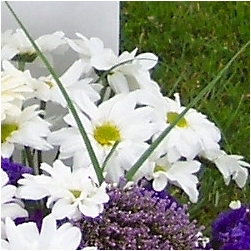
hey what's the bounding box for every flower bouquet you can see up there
[1,2,250,250]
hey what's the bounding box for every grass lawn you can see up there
[120,1,250,233]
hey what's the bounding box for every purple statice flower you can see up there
[211,204,250,250]
[1,157,32,185]
[74,184,204,250]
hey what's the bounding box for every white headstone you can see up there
[1,1,119,53]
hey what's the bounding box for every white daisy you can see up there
[201,149,250,188]
[36,59,100,105]
[1,169,28,239]
[92,47,159,94]
[1,214,81,250]
[1,29,66,62]
[146,153,200,203]
[140,91,221,162]
[17,160,110,220]
[48,91,157,183]
[1,105,52,158]
[1,60,34,120]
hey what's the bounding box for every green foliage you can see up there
[120,1,250,231]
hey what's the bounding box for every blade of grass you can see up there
[125,40,250,181]
[101,140,120,171]
[5,1,104,184]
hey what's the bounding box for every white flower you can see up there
[1,29,66,62]
[1,169,28,239]
[1,214,81,250]
[202,150,250,188]
[48,91,157,183]
[195,232,210,249]
[37,59,100,105]
[142,92,221,162]
[17,160,110,220]
[229,200,242,209]
[66,33,106,71]
[92,48,159,94]
[1,60,34,120]
[67,33,159,93]
[1,105,52,158]
[147,154,200,203]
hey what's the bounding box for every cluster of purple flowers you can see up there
[74,184,204,250]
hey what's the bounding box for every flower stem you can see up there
[18,60,25,71]
[24,146,34,170]
[37,101,46,169]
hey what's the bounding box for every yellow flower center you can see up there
[70,189,82,199]
[93,122,121,146]
[1,123,19,143]
[154,165,166,173]
[166,112,188,127]
[45,81,54,89]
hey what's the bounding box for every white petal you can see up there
[48,224,81,250]
[152,173,168,191]
[136,52,158,69]
[108,71,130,93]
[1,203,28,219]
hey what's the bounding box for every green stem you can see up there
[5,1,104,185]
[18,60,25,71]
[125,41,250,181]
[37,101,46,170]
[24,146,34,170]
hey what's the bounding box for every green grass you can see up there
[120,1,250,234]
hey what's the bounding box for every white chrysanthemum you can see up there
[36,59,100,105]
[1,105,52,158]
[48,91,157,183]
[1,169,28,239]
[201,149,250,188]
[67,33,159,93]
[1,29,66,62]
[17,160,110,220]
[139,91,221,162]
[92,48,159,94]
[1,214,81,250]
[1,60,35,121]
[146,153,200,203]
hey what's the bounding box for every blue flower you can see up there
[211,204,250,250]
[1,157,32,185]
